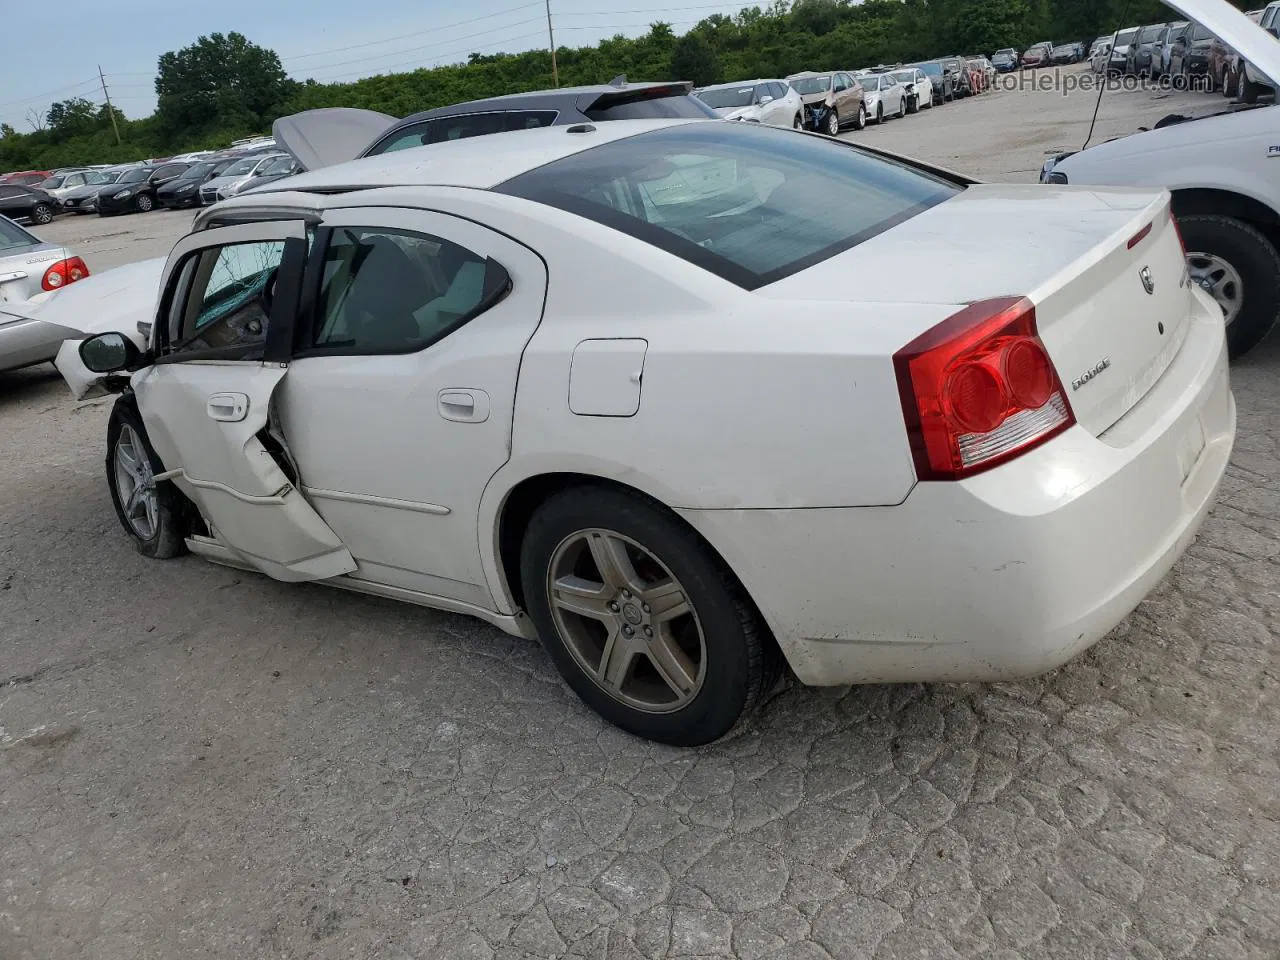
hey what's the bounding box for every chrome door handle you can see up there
[207,392,249,422]
[437,388,490,423]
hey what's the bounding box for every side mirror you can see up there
[757,95,774,105]
[79,332,142,373]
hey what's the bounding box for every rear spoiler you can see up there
[581,82,695,113]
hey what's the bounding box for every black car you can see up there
[155,158,238,209]
[1169,23,1216,84]
[59,170,124,214]
[95,162,190,215]
[0,183,59,225]
[1126,23,1168,77]
[939,56,973,96]
[912,61,958,102]
[273,79,719,170]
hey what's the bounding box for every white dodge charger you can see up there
[70,118,1234,745]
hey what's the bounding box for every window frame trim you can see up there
[367,109,562,156]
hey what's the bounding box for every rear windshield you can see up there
[584,94,716,121]
[919,62,942,76]
[790,75,832,94]
[497,123,960,290]
[697,86,757,109]
[0,216,37,249]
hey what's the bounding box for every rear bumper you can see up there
[679,298,1233,686]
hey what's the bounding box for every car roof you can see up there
[253,118,697,197]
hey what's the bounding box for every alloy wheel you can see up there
[113,424,160,540]
[546,528,707,714]
[1186,251,1244,326]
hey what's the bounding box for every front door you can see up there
[132,220,356,582]
[276,207,549,606]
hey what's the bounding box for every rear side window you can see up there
[309,227,491,354]
[497,123,960,290]
[584,94,716,122]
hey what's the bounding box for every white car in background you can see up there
[693,79,804,128]
[60,115,1232,746]
[1043,0,1280,358]
[861,72,909,122]
[890,67,934,110]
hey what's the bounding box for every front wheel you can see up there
[1239,69,1265,103]
[135,193,154,212]
[897,97,907,119]
[30,203,54,225]
[106,400,188,559]
[875,104,884,124]
[1180,214,1280,359]
[823,107,840,136]
[520,486,780,746]
[854,103,866,130]
[793,113,803,130]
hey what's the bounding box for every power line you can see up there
[0,76,99,109]
[286,17,545,75]
[277,1,544,62]
[301,30,548,83]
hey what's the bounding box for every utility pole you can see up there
[98,65,121,145]
[545,0,559,88]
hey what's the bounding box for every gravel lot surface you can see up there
[2,69,1278,960]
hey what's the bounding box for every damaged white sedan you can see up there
[71,117,1233,745]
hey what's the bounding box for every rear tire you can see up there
[1239,69,1265,104]
[519,486,780,746]
[31,203,54,225]
[106,399,188,560]
[1178,214,1280,360]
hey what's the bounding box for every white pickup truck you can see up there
[1041,0,1280,359]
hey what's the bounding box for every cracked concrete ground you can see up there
[2,70,1278,959]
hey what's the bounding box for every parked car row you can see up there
[1090,10,1278,98]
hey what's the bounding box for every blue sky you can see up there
[1,0,751,130]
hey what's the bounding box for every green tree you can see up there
[670,32,721,85]
[155,32,297,140]
[46,97,100,139]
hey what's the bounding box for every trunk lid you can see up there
[761,184,1196,437]
[273,108,399,172]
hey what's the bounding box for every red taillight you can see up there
[41,256,90,291]
[893,297,1076,481]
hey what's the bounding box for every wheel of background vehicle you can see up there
[824,107,840,136]
[30,203,54,225]
[854,103,866,130]
[875,104,884,124]
[519,485,781,746]
[896,96,907,119]
[1238,68,1265,104]
[794,113,803,130]
[907,93,920,114]
[135,193,154,213]
[1179,214,1280,360]
[106,399,188,560]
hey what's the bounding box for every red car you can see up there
[1022,42,1054,67]
[0,170,53,186]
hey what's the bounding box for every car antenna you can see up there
[1081,70,1108,149]
[609,74,628,87]
[1083,3,1140,150]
